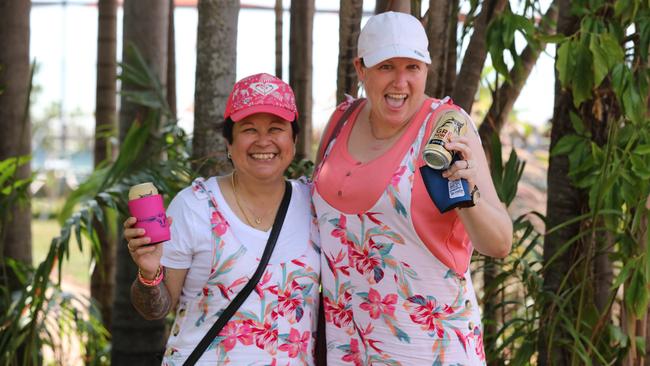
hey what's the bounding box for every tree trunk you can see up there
[538,1,581,364]
[593,232,613,317]
[452,0,508,112]
[289,0,314,160]
[411,0,421,18]
[191,0,239,178]
[92,0,117,333]
[425,0,457,98]
[478,0,558,158]
[444,4,458,98]
[375,0,410,13]
[375,0,389,13]
[0,0,32,291]
[646,196,650,366]
[637,210,648,366]
[583,80,618,331]
[336,0,363,104]
[112,0,168,363]
[167,0,177,119]
[275,0,283,79]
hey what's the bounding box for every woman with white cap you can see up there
[125,73,320,365]
[313,11,512,364]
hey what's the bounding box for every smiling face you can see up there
[228,113,295,183]
[355,57,428,128]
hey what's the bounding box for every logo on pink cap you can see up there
[224,73,298,122]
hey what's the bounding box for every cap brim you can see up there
[362,45,431,67]
[230,105,296,122]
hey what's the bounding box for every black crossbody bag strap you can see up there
[183,180,293,366]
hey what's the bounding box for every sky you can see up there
[29,0,555,141]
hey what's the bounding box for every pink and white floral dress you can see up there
[162,178,320,365]
[313,99,486,365]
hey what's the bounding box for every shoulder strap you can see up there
[315,98,365,166]
[183,181,293,366]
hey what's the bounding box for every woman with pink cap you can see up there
[125,73,320,365]
[313,12,512,364]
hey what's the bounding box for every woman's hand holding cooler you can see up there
[124,216,172,279]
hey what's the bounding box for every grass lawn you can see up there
[32,218,91,288]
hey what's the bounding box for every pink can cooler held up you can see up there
[128,182,170,244]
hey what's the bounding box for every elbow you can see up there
[492,240,512,258]
[492,224,514,258]
[475,225,513,259]
[131,301,170,321]
[138,311,167,321]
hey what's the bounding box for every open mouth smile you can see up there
[385,93,408,108]
[250,153,278,161]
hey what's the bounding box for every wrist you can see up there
[138,266,164,287]
[140,268,158,280]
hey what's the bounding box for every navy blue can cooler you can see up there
[419,165,474,213]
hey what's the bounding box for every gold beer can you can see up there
[128,182,159,201]
[422,110,467,170]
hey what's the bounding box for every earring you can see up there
[227,151,232,160]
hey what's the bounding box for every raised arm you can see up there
[442,122,513,258]
[125,216,187,319]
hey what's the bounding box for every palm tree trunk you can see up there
[167,0,177,119]
[92,0,118,333]
[191,0,239,178]
[336,0,363,104]
[539,74,583,366]
[375,0,389,13]
[451,0,508,112]
[538,2,582,364]
[289,0,315,159]
[0,0,32,291]
[275,0,283,79]
[112,0,169,363]
[425,0,457,98]
[375,0,410,13]
[478,0,558,157]
[646,196,650,366]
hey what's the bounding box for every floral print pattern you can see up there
[163,179,320,365]
[314,111,486,365]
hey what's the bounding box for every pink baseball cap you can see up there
[224,73,298,122]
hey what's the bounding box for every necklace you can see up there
[231,172,262,226]
[368,112,409,141]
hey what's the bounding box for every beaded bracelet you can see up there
[138,266,164,287]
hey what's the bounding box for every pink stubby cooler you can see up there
[128,182,170,244]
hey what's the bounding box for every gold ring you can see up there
[466,160,471,169]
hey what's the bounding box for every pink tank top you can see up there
[315,98,472,275]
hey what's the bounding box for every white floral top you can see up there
[162,178,320,365]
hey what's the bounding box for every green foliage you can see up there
[489,133,526,206]
[543,0,650,363]
[0,44,192,365]
[486,1,556,83]
[285,158,314,179]
[555,0,648,113]
[478,136,547,364]
[479,212,545,364]
[0,155,111,365]
[0,156,31,205]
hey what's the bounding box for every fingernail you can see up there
[144,237,151,243]
[139,229,145,235]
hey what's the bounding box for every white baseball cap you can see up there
[358,11,432,67]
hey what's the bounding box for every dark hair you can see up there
[222,117,301,144]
